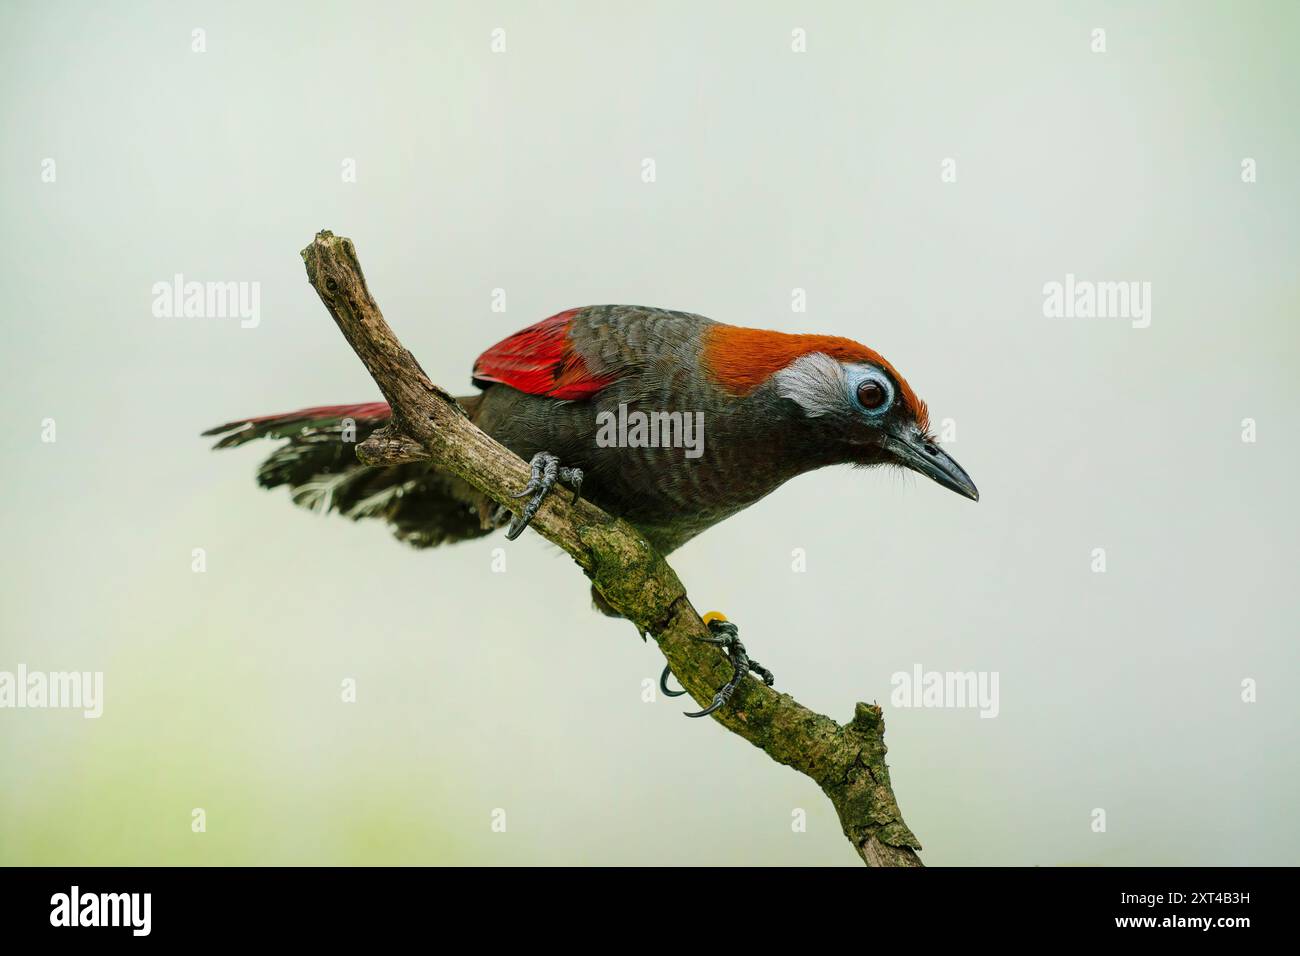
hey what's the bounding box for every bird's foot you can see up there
[660,612,775,718]
[504,451,583,541]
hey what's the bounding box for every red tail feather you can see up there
[201,401,391,447]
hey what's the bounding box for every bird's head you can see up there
[704,325,978,501]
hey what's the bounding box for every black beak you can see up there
[884,427,979,502]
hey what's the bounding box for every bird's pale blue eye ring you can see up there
[853,373,893,414]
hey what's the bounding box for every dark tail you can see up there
[204,399,491,548]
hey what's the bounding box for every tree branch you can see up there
[300,230,923,866]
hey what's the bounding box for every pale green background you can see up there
[1,1,1296,865]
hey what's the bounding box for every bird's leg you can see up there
[660,613,776,717]
[504,451,583,541]
[682,619,765,719]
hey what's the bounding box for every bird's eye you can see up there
[856,380,887,411]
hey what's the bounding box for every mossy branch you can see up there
[300,230,923,866]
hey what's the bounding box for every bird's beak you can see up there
[883,426,979,502]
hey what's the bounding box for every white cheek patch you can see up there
[772,352,847,417]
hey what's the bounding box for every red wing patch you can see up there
[472,309,613,400]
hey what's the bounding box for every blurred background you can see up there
[1,0,1296,865]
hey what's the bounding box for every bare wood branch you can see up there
[300,229,923,866]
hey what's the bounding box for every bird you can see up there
[205,304,978,715]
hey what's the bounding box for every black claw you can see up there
[660,665,687,698]
[694,621,738,646]
[566,468,584,505]
[684,694,726,718]
[504,452,581,541]
[693,634,730,647]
